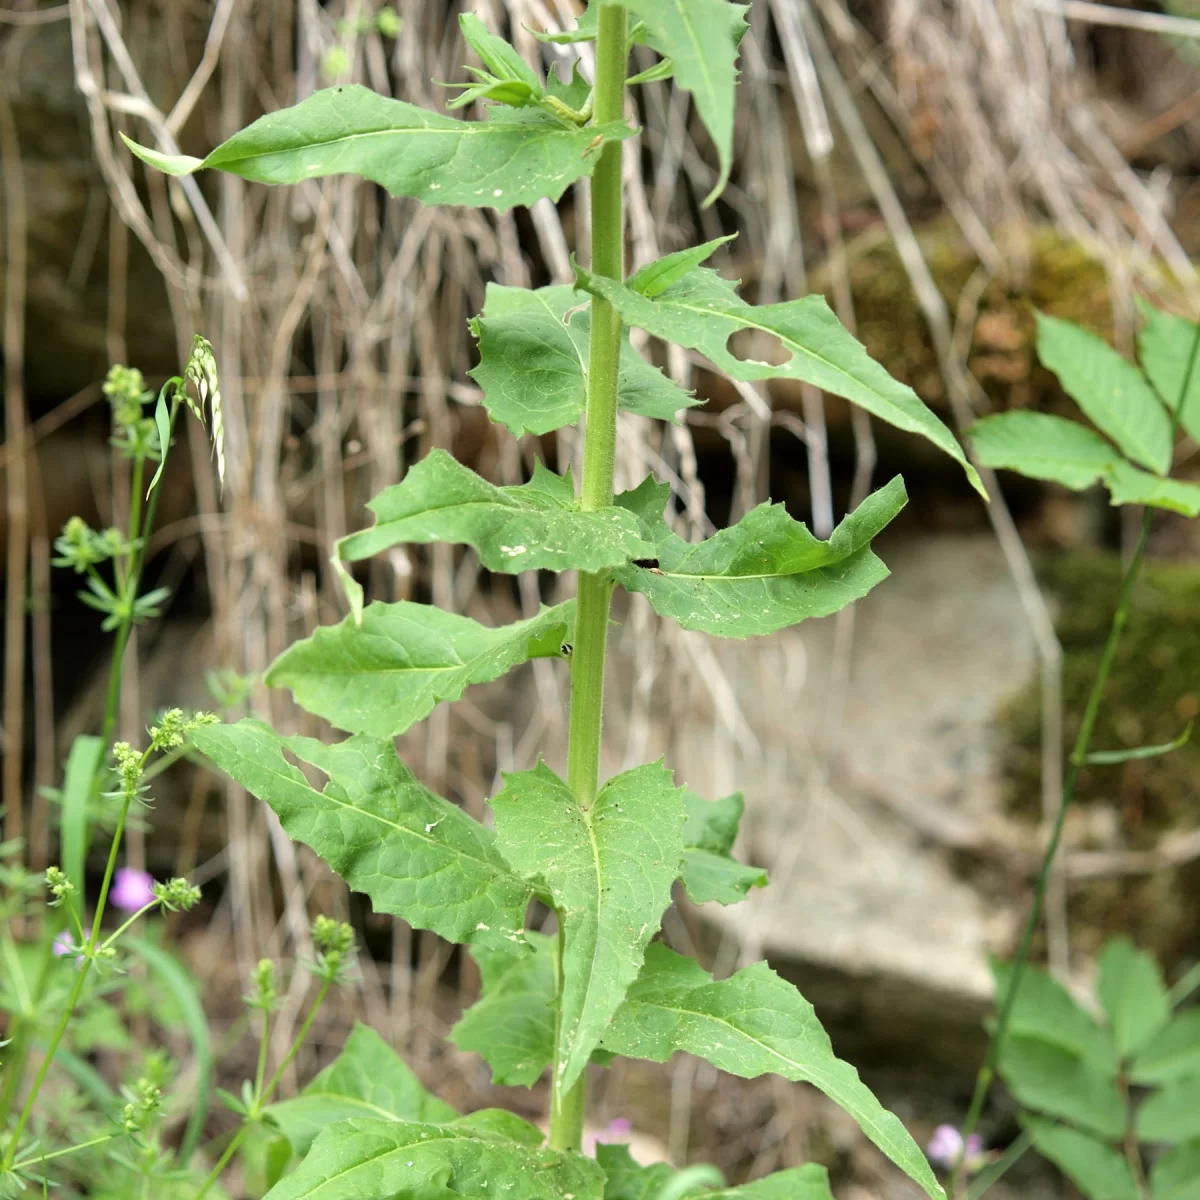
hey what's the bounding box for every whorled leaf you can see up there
[680,789,766,906]
[605,0,750,203]
[265,1024,456,1156]
[1036,312,1172,476]
[1022,1116,1139,1200]
[262,1114,605,1200]
[1137,298,1200,444]
[612,474,907,637]
[123,85,631,211]
[189,720,529,946]
[450,932,557,1087]
[576,258,984,496]
[469,284,697,436]
[491,761,686,1096]
[337,450,654,582]
[601,944,944,1199]
[266,601,573,737]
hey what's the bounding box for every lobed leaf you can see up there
[491,761,686,1096]
[469,284,697,436]
[600,944,943,1198]
[576,260,984,496]
[266,600,572,737]
[190,720,529,946]
[613,474,906,637]
[123,85,632,211]
[605,1,749,202]
[1022,1116,1139,1200]
[1036,312,1172,475]
[1136,298,1200,444]
[1149,1137,1200,1200]
[1098,937,1171,1058]
[990,960,1117,1078]
[998,1035,1125,1140]
[262,1114,605,1200]
[1137,1077,1200,1144]
[450,932,557,1087]
[337,450,655,580]
[680,789,766,906]
[266,1024,455,1156]
[1131,1009,1200,1087]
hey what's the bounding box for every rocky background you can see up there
[3,1,1200,1195]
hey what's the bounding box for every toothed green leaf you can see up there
[265,1024,456,1156]
[600,945,943,1199]
[491,761,685,1096]
[577,260,984,495]
[123,85,631,211]
[612,475,907,637]
[266,601,573,737]
[189,720,529,946]
[680,789,765,905]
[469,285,697,436]
[337,450,654,574]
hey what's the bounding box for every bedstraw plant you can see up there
[124,3,995,1196]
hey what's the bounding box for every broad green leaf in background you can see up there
[605,1,750,202]
[190,721,529,945]
[601,944,944,1199]
[265,601,573,737]
[595,1145,678,1200]
[1136,299,1200,444]
[1022,1116,1139,1200]
[680,789,766,905]
[450,932,556,1086]
[967,412,1122,490]
[998,1035,1125,1140]
[1104,461,1200,517]
[262,1115,605,1200]
[1036,312,1173,475]
[469,285,697,436]
[266,1023,456,1156]
[711,1168,838,1200]
[60,733,105,928]
[1098,937,1171,1058]
[336,450,654,576]
[989,961,1118,1077]
[612,475,906,637]
[491,761,685,1095]
[1150,1137,1200,1200]
[577,260,984,496]
[1132,1009,1200,1086]
[1137,1077,1200,1144]
[123,86,632,211]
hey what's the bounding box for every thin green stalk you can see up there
[194,1124,250,1200]
[12,1132,115,1173]
[550,2,628,1156]
[258,977,332,1108]
[1168,959,1200,1008]
[955,320,1200,1198]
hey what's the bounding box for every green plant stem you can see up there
[1118,1066,1150,1200]
[194,1124,251,1200]
[955,320,1200,1199]
[1169,959,1200,1007]
[258,977,332,1108]
[964,1131,1031,1200]
[2,787,136,1170]
[12,1132,115,1173]
[99,899,161,951]
[550,2,628,1157]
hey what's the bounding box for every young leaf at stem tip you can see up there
[680,789,766,905]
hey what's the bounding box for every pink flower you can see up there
[582,1118,633,1155]
[110,868,155,913]
[927,1125,985,1172]
[52,930,75,958]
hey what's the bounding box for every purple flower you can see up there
[52,930,75,958]
[927,1125,985,1172]
[110,868,155,913]
[582,1118,633,1155]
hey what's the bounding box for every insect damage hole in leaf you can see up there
[725,327,793,369]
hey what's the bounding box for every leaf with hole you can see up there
[336,450,654,584]
[1022,1116,1139,1200]
[600,944,943,1198]
[123,85,632,211]
[576,259,984,495]
[266,1024,455,1156]
[469,285,697,436]
[189,720,529,946]
[612,474,906,637]
[490,760,685,1096]
[261,1114,605,1200]
[680,789,766,905]
[1036,312,1173,475]
[450,932,557,1087]
[266,601,572,737]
